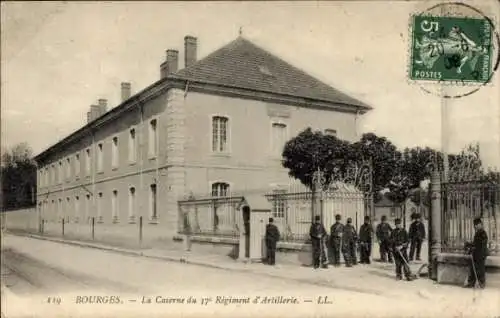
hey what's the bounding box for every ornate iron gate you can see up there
[441,178,499,255]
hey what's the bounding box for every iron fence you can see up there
[441,180,500,255]
[178,196,245,238]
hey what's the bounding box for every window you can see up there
[51,164,56,184]
[58,198,62,220]
[112,190,118,222]
[74,196,80,222]
[390,207,396,217]
[148,119,158,157]
[66,197,71,221]
[324,129,337,137]
[212,116,229,152]
[85,194,91,222]
[58,161,63,183]
[211,182,230,197]
[66,158,71,179]
[38,170,43,187]
[271,122,287,156]
[45,167,49,186]
[112,137,119,169]
[85,148,91,175]
[272,189,286,218]
[150,184,157,220]
[75,154,80,177]
[129,187,136,220]
[129,128,136,163]
[97,192,103,222]
[97,143,103,172]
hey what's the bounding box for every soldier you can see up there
[390,218,415,281]
[376,215,393,263]
[343,217,358,267]
[359,215,374,264]
[409,213,426,261]
[464,218,489,289]
[329,214,344,267]
[309,215,328,269]
[265,217,280,265]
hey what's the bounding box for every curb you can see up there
[7,232,390,296]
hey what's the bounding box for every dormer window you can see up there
[258,65,273,77]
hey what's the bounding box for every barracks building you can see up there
[34,34,371,239]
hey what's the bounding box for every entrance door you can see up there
[242,206,250,258]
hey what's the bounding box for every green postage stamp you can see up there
[409,15,493,83]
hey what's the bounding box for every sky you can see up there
[1,1,499,168]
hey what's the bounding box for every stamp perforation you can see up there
[406,2,499,93]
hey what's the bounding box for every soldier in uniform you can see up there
[309,215,328,269]
[376,215,393,263]
[464,218,489,288]
[390,218,415,281]
[329,214,344,267]
[265,217,280,265]
[343,217,358,267]
[409,213,426,261]
[359,215,374,264]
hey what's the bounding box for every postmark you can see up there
[407,2,500,98]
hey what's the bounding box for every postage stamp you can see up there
[409,15,493,84]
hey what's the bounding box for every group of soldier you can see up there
[265,212,490,287]
[265,212,427,281]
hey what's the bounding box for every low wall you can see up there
[437,253,500,286]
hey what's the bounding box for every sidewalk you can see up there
[7,231,491,299]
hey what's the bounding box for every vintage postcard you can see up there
[1,1,499,317]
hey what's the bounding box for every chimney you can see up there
[184,35,197,68]
[98,99,107,116]
[121,82,131,102]
[160,49,179,79]
[90,105,100,121]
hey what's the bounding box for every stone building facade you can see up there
[35,35,371,239]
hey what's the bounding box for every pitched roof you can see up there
[170,36,371,111]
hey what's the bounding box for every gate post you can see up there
[429,169,442,280]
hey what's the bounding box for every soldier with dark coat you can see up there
[464,218,489,288]
[310,215,328,269]
[376,215,393,263]
[409,213,426,261]
[265,218,280,265]
[359,215,374,264]
[329,214,344,266]
[343,217,358,267]
[390,218,415,281]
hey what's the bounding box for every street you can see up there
[1,234,499,318]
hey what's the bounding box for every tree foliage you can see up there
[282,128,350,190]
[1,142,37,210]
[282,129,497,210]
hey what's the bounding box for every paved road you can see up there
[1,234,499,318]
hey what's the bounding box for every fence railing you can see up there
[178,196,245,238]
[441,180,500,255]
[178,187,370,244]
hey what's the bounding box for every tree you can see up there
[349,133,401,193]
[282,128,351,190]
[1,142,37,210]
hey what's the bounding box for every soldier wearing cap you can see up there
[359,215,374,264]
[409,213,426,261]
[329,214,344,266]
[343,217,358,267]
[464,217,488,288]
[376,215,393,263]
[265,217,280,265]
[309,215,328,269]
[390,218,415,281]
